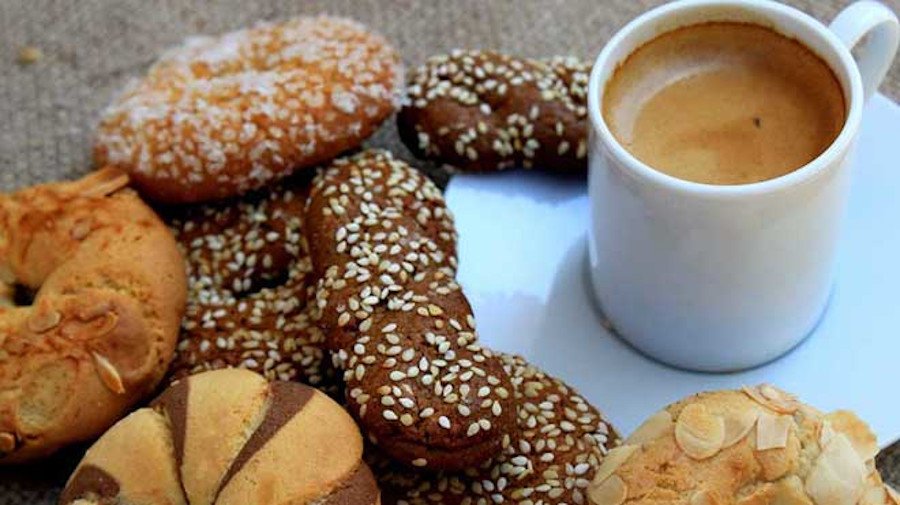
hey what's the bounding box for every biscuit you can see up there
[398,49,590,173]
[95,16,403,203]
[304,150,517,470]
[164,178,336,392]
[588,385,896,505]
[0,169,186,463]
[60,368,380,505]
[371,353,618,505]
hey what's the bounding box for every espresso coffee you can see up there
[603,22,846,185]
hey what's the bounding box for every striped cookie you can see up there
[304,150,517,471]
[398,50,590,173]
[60,368,379,505]
[370,353,619,505]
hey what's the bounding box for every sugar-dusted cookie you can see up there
[96,16,403,203]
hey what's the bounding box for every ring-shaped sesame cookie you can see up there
[164,177,336,393]
[95,16,403,204]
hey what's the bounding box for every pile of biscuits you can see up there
[0,13,895,505]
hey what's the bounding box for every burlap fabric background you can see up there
[0,0,898,502]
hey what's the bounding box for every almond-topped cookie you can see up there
[398,49,590,173]
[95,16,403,204]
[589,385,896,505]
[0,169,186,463]
[304,150,517,471]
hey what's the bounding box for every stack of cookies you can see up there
[0,11,895,505]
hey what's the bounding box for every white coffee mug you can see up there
[586,0,899,371]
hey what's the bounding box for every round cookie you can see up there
[588,385,895,505]
[304,150,517,471]
[0,169,186,463]
[398,49,590,173]
[164,178,336,392]
[370,353,619,505]
[60,368,380,505]
[95,16,403,203]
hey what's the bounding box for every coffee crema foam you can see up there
[603,22,846,185]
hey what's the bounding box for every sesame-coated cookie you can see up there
[95,16,404,204]
[0,169,186,463]
[398,50,590,173]
[164,178,336,392]
[61,368,381,505]
[304,150,517,471]
[371,353,619,505]
[588,385,896,505]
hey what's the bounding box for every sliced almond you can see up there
[742,384,798,414]
[675,403,725,460]
[722,408,759,449]
[625,410,673,446]
[819,419,837,448]
[77,168,129,198]
[588,474,627,505]
[77,301,113,321]
[92,352,125,395]
[886,485,900,505]
[826,410,878,463]
[805,434,867,505]
[691,489,718,505]
[70,217,93,241]
[592,444,638,485]
[859,484,887,505]
[777,476,814,505]
[27,306,61,333]
[0,432,15,453]
[756,412,793,451]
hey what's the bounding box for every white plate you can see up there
[445,93,900,444]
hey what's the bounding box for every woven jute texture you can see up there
[0,0,898,502]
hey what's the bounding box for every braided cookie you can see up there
[95,16,403,204]
[165,179,336,391]
[305,150,516,471]
[371,353,619,505]
[0,169,186,463]
[60,368,380,505]
[398,50,590,173]
[588,385,895,505]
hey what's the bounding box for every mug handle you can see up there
[829,1,900,101]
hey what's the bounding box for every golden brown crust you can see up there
[398,50,590,173]
[0,168,187,463]
[304,150,517,471]
[95,16,403,204]
[61,369,381,505]
[588,385,895,505]
[371,353,619,505]
[164,178,337,392]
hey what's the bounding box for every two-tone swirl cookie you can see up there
[60,368,379,505]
